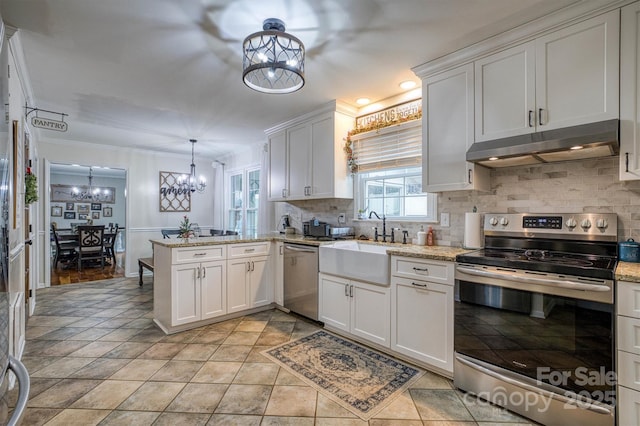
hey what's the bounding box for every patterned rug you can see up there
[262,330,424,420]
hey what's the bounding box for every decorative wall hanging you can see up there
[354,99,422,134]
[51,184,116,204]
[159,171,191,212]
[25,106,68,132]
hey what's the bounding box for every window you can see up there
[352,119,436,221]
[227,166,260,236]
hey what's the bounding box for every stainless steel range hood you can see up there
[466,119,619,168]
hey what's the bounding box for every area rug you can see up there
[262,330,424,420]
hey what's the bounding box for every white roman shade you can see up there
[350,119,422,172]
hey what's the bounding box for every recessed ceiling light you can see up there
[356,98,370,105]
[570,145,584,150]
[399,80,417,90]
[489,157,499,161]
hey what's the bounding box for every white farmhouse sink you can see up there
[319,241,391,286]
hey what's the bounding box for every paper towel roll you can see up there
[464,213,483,249]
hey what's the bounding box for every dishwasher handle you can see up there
[284,245,317,254]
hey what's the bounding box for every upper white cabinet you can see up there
[266,101,355,201]
[421,64,490,192]
[476,10,619,141]
[621,2,640,181]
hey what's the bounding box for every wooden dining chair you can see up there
[51,225,77,269]
[103,224,119,265]
[76,225,106,271]
[161,229,181,239]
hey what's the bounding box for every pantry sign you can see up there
[31,116,68,132]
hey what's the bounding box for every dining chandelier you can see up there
[178,139,206,193]
[242,18,305,94]
[71,167,111,202]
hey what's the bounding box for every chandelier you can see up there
[242,18,305,94]
[178,139,206,193]
[71,167,111,202]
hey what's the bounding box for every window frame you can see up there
[225,165,260,236]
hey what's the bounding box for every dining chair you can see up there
[76,225,106,271]
[161,229,181,239]
[51,224,77,269]
[210,229,224,236]
[103,224,119,265]
[224,230,239,235]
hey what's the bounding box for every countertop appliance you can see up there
[303,219,353,240]
[283,243,319,321]
[454,213,617,426]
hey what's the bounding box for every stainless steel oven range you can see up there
[455,213,617,426]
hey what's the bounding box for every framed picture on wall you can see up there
[64,212,76,219]
[65,202,74,211]
[92,212,100,219]
[91,203,102,211]
[51,206,62,217]
[77,204,89,214]
[78,214,87,220]
[103,207,112,217]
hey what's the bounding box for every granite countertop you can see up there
[616,261,640,283]
[150,234,472,261]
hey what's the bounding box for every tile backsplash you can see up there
[275,156,640,246]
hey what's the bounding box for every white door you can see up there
[310,114,334,198]
[201,260,226,320]
[350,281,390,347]
[268,130,287,200]
[391,277,453,373]
[318,273,350,332]
[535,10,619,131]
[287,123,311,199]
[171,264,201,326]
[226,259,250,313]
[249,255,271,308]
[475,41,536,141]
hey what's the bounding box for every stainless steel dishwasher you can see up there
[283,243,319,321]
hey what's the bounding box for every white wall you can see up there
[37,140,217,284]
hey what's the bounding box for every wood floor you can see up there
[51,252,126,285]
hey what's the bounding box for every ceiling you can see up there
[1,0,580,159]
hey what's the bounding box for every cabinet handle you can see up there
[247,262,251,272]
[196,267,201,279]
[528,110,533,127]
[244,248,255,253]
[538,108,543,126]
[202,267,206,278]
[194,252,207,257]
[411,282,428,288]
[468,169,472,185]
[349,284,353,298]
[282,189,287,198]
[413,267,429,273]
[626,152,630,173]
[345,283,349,297]
[251,261,255,272]
[279,245,284,255]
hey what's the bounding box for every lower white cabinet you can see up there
[273,242,284,306]
[227,255,271,314]
[391,256,454,374]
[171,260,226,326]
[617,280,640,423]
[319,273,390,347]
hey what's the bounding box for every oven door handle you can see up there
[455,266,611,292]
[455,354,612,415]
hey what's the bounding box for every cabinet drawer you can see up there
[618,281,640,318]
[173,246,226,264]
[391,256,453,285]
[618,384,640,426]
[228,242,270,258]
[619,315,640,356]
[619,350,640,392]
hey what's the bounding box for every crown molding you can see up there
[264,100,357,135]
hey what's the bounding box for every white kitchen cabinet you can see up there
[227,243,272,314]
[476,11,619,141]
[621,2,640,181]
[421,63,490,192]
[618,385,640,426]
[617,279,640,422]
[273,242,284,306]
[266,101,355,201]
[171,260,226,326]
[391,256,454,374]
[319,273,390,347]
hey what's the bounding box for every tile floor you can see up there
[9,277,536,425]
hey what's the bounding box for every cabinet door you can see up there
[618,385,640,426]
[273,243,284,306]
[171,264,201,326]
[535,10,619,131]
[475,41,535,141]
[310,114,334,198]
[287,123,311,199]
[350,281,390,348]
[227,258,250,313]
[621,2,640,181]
[423,63,489,192]
[249,256,272,308]
[268,130,288,200]
[201,261,226,320]
[391,277,453,373]
[318,273,350,332]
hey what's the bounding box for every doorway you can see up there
[47,163,127,285]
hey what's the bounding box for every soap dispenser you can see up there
[417,226,427,245]
[427,226,434,246]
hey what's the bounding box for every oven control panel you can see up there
[484,213,618,241]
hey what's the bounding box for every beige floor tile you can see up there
[118,381,186,411]
[26,326,61,339]
[315,393,358,418]
[161,329,201,343]
[232,362,279,385]
[245,346,272,363]
[153,412,211,425]
[166,383,228,413]
[19,407,61,425]
[274,368,308,386]
[110,359,168,380]
[139,342,187,359]
[191,331,229,344]
[410,389,475,421]
[71,380,143,409]
[102,341,153,358]
[150,360,204,382]
[173,343,218,361]
[223,332,261,346]
[255,332,291,346]
[99,410,161,425]
[215,384,272,415]
[315,419,369,426]
[421,422,479,426]
[44,408,110,425]
[262,416,315,425]
[191,361,242,384]
[28,379,101,408]
[206,413,262,425]
[410,370,454,390]
[70,358,131,379]
[67,340,121,357]
[40,340,90,357]
[67,327,114,341]
[31,357,95,378]
[210,345,252,362]
[372,391,421,420]
[98,327,143,341]
[264,385,317,417]
[21,356,61,375]
[235,320,267,332]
